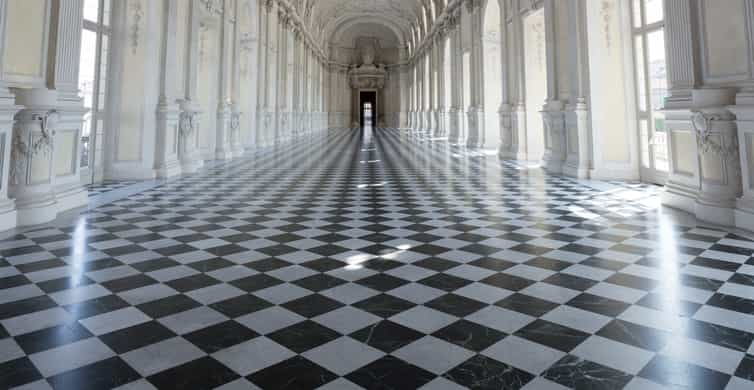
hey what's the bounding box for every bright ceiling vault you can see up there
[293,0,438,52]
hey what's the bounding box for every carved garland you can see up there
[129,1,144,54]
[179,111,199,139]
[10,111,58,185]
[692,111,739,157]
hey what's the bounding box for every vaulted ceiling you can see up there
[292,0,446,53]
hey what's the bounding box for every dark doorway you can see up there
[359,91,377,128]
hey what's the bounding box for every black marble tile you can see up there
[706,293,754,315]
[567,293,631,317]
[347,355,436,389]
[249,356,338,389]
[130,257,181,272]
[282,294,345,318]
[496,293,559,317]
[101,274,158,293]
[187,257,236,272]
[15,322,93,354]
[229,274,284,292]
[638,355,731,390]
[426,294,487,317]
[184,320,259,353]
[735,354,754,382]
[165,274,220,293]
[294,273,347,292]
[47,357,141,390]
[99,321,176,354]
[350,321,425,353]
[148,357,240,390]
[355,273,410,292]
[597,319,671,352]
[136,294,201,318]
[0,357,42,389]
[548,270,600,292]
[480,273,535,292]
[443,354,534,390]
[209,293,273,318]
[419,273,474,292]
[268,320,340,353]
[0,295,57,320]
[353,294,416,318]
[433,319,508,352]
[414,257,462,272]
[543,355,633,390]
[515,319,590,352]
[682,318,754,353]
[245,258,292,272]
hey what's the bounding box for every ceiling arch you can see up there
[328,15,407,49]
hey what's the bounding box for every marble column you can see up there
[0,0,19,230]
[733,90,754,231]
[179,0,203,173]
[275,11,287,143]
[661,0,704,211]
[690,89,740,226]
[263,0,276,145]
[230,0,244,157]
[292,28,301,136]
[155,0,182,178]
[429,42,437,134]
[214,0,233,160]
[255,0,268,147]
[10,89,60,226]
[48,0,88,209]
[540,0,566,173]
[498,1,514,158]
[450,12,465,145]
[466,0,485,148]
[436,35,447,138]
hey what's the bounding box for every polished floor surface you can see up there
[2,128,754,390]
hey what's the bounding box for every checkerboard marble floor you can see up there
[2,128,754,390]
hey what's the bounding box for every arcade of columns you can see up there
[1,0,754,237]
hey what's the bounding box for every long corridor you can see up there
[2,128,754,390]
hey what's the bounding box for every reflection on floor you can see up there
[1,128,754,390]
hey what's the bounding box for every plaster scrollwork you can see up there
[200,0,223,16]
[10,110,59,185]
[692,111,739,158]
[600,0,614,53]
[179,111,199,139]
[129,1,144,54]
[230,112,241,132]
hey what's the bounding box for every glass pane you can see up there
[83,0,99,22]
[639,119,650,168]
[102,0,111,26]
[634,36,647,112]
[647,30,668,117]
[97,35,109,111]
[79,28,97,168]
[652,131,669,172]
[632,0,643,28]
[644,0,663,24]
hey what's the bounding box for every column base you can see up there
[16,195,58,227]
[156,160,183,179]
[56,185,88,213]
[181,158,203,175]
[736,199,754,232]
[662,182,698,216]
[0,200,17,232]
[562,163,591,179]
